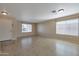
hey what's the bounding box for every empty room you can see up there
[0,3,79,56]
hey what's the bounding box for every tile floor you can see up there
[0,36,79,56]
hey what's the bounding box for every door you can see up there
[0,19,12,41]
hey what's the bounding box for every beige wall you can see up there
[37,13,79,42]
[37,20,56,38]
[0,15,37,39]
[0,15,17,40]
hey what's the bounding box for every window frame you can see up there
[56,19,78,36]
[22,24,32,33]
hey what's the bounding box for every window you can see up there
[56,19,79,36]
[22,24,32,32]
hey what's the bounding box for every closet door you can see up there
[0,19,12,41]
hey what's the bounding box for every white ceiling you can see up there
[0,3,79,23]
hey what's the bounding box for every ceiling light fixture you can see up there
[52,9,64,14]
[52,10,56,13]
[0,9,8,15]
[1,11,8,15]
[58,9,64,13]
